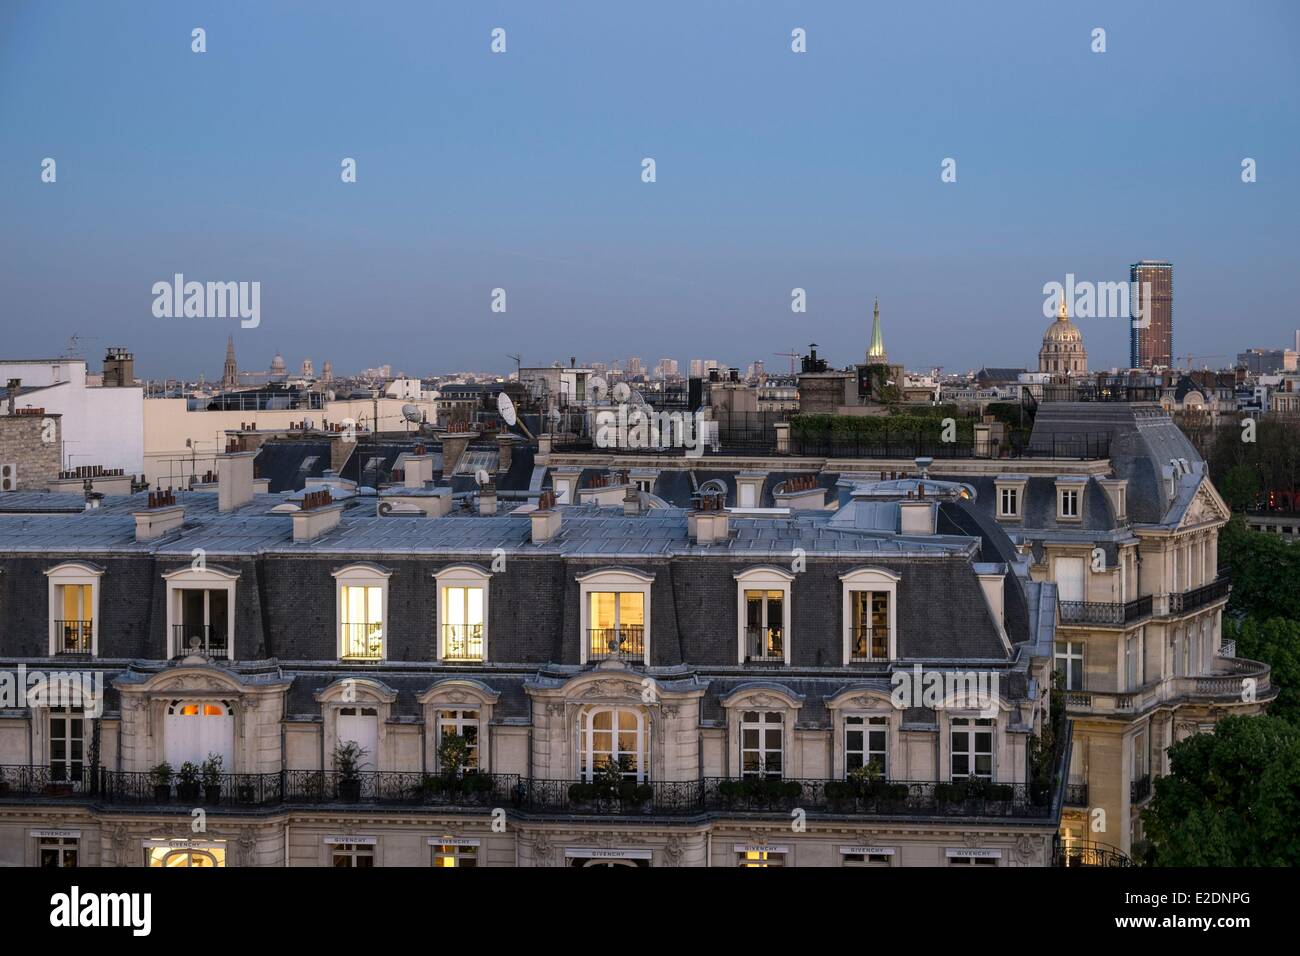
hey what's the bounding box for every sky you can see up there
[2,0,1298,381]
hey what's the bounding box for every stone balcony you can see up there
[1063,656,1273,718]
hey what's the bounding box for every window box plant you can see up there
[201,753,223,804]
[150,762,174,802]
[176,761,201,801]
[334,740,367,802]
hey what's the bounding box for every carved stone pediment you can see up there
[580,679,640,700]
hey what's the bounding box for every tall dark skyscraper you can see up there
[1130,260,1173,369]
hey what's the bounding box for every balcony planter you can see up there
[338,778,362,802]
[333,740,367,803]
[149,763,174,803]
[463,773,494,804]
[201,754,223,805]
[823,780,855,810]
[567,782,597,811]
[176,762,202,802]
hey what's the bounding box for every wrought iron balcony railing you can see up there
[587,626,644,662]
[0,764,92,797]
[745,626,784,662]
[340,622,384,660]
[1059,595,1152,626]
[282,770,520,806]
[1064,782,1089,807]
[849,626,888,663]
[701,776,1058,818]
[172,624,229,660]
[1167,576,1230,615]
[1130,774,1151,803]
[516,778,703,815]
[441,623,484,662]
[100,770,282,806]
[53,620,93,654]
[1054,840,1132,867]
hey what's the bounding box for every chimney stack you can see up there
[623,484,642,517]
[293,489,344,542]
[404,447,435,488]
[217,448,257,512]
[531,490,561,543]
[134,490,184,541]
[6,379,19,415]
[496,433,514,475]
[479,483,498,515]
[689,491,729,545]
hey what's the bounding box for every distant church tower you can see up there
[322,360,334,383]
[222,336,238,388]
[867,298,888,365]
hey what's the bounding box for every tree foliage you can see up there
[1218,516,1300,620]
[1226,616,1300,726]
[1141,716,1300,866]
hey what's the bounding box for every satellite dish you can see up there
[497,391,518,426]
[402,403,422,423]
[631,389,647,408]
[612,382,631,403]
[475,468,491,486]
[550,407,562,424]
[589,376,608,401]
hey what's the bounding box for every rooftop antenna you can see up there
[506,353,522,380]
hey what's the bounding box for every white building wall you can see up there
[0,360,144,474]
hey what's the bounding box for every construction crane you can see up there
[1176,353,1232,370]
[773,349,801,375]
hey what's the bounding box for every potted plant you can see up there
[567,781,596,808]
[201,753,223,804]
[176,761,201,801]
[437,733,471,784]
[334,740,367,802]
[150,762,174,802]
[463,772,494,803]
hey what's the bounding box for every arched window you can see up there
[578,707,646,782]
[163,699,235,769]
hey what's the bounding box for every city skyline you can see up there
[2,1,1297,379]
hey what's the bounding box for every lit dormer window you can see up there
[45,563,104,657]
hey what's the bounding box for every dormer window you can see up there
[45,563,104,657]
[999,486,1019,518]
[435,565,491,662]
[163,566,238,659]
[995,476,1027,522]
[1060,489,1079,518]
[734,567,794,665]
[839,568,901,665]
[333,564,391,661]
[1056,479,1085,522]
[577,569,654,665]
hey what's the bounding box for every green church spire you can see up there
[868,297,887,363]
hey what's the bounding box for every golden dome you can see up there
[1038,293,1087,376]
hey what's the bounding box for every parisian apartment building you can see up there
[0,396,1273,868]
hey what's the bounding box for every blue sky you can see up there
[2,0,1297,379]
